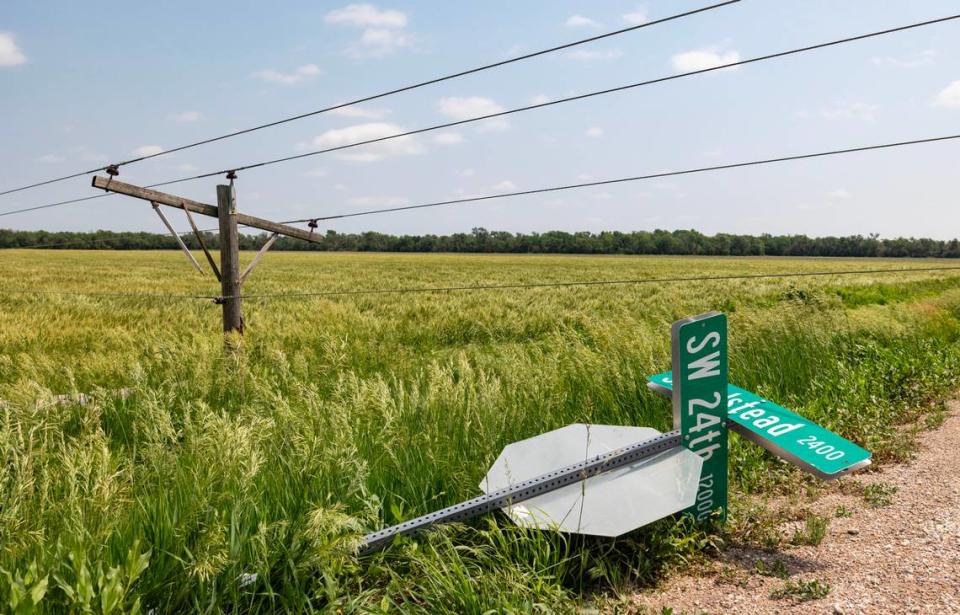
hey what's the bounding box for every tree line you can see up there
[2,227,959,258]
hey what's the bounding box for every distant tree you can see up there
[2,227,958,258]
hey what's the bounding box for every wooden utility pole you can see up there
[217,182,243,334]
[91,175,323,337]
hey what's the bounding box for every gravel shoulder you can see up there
[632,400,960,615]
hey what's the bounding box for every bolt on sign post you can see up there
[672,311,728,522]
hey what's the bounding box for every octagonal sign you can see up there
[480,424,703,536]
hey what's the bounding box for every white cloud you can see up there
[304,168,328,177]
[251,64,322,85]
[566,49,623,61]
[530,94,551,105]
[132,145,164,157]
[348,195,411,207]
[433,131,463,145]
[585,127,603,138]
[306,122,423,162]
[325,4,407,28]
[437,96,508,131]
[459,168,476,177]
[349,27,413,57]
[827,188,852,199]
[566,15,600,28]
[329,104,390,119]
[671,47,740,73]
[933,80,960,109]
[326,4,412,58]
[0,33,27,67]
[871,50,936,69]
[334,183,348,191]
[176,163,198,172]
[171,110,202,123]
[821,101,878,121]
[592,192,613,200]
[622,8,648,25]
[492,180,516,192]
[36,154,64,163]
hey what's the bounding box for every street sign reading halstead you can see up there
[648,372,871,479]
[672,312,728,522]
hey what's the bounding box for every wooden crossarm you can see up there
[92,176,321,244]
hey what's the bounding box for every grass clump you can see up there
[790,513,830,546]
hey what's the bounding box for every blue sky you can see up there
[1,0,959,239]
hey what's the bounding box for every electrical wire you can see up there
[282,133,960,223]
[0,288,213,300]
[2,12,957,220]
[0,0,740,198]
[1,266,957,302]
[149,13,960,184]
[4,130,959,235]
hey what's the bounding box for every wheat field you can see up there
[2,250,959,613]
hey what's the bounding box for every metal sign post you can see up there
[671,312,728,522]
[357,312,872,554]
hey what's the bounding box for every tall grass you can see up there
[1,251,959,612]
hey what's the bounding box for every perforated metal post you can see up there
[361,430,682,553]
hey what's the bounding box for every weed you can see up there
[862,483,898,507]
[834,505,852,518]
[790,513,830,546]
[753,558,789,579]
[715,565,748,587]
[770,578,831,601]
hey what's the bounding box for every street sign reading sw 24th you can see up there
[672,312,729,522]
[648,372,871,479]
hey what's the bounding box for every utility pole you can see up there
[217,181,243,334]
[91,175,323,337]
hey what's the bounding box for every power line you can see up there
[151,13,960,184]
[0,193,113,218]
[4,130,959,231]
[2,266,957,303]
[0,288,212,300]
[228,265,960,300]
[282,133,960,223]
[3,12,958,221]
[0,0,740,199]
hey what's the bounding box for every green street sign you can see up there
[647,373,872,479]
[671,312,728,522]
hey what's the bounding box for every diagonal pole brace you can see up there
[181,202,222,281]
[151,202,204,275]
[240,232,279,285]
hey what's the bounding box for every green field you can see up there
[2,250,960,613]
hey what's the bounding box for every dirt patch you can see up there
[632,401,960,614]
